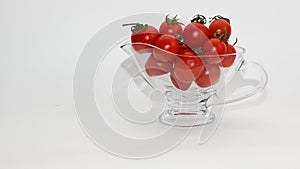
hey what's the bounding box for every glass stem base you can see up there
[159,87,215,127]
[159,110,215,127]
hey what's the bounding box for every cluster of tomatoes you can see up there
[123,14,237,91]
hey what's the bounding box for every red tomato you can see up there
[179,44,193,53]
[170,71,192,91]
[209,17,231,41]
[202,38,227,64]
[195,65,221,88]
[145,54,172,76]
[123,23,160,53]
[173,50,204,83]
[180,48,194,55]
[220,44,236,67]
[159,14,183,36]
[153,34,180,62]
[183,22,209,48]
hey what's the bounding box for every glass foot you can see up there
[159,110,215,127]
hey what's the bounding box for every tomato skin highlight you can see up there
[183,22,209,48]
[131,25,160,53]
[153,35,180,62]
[209,19,231,40]
[220,44,236,67]
[202,38,227,64]
[195,65,221,88]
[145,54,172,76]
[173,52,204,83]
[170,70,192,91]
[159,22,183,36]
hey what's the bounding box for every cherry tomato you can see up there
[202,38,227,64]
[179,44,193,53]
[183,15,209,48]
[173,50,204,83]
[209,16,231,40]
[195,65,221,88]
[220,44,236,67]
[145,54,172,76]
[123,23,160,53]
[159,14,183,36]
[170,70,192,91]
[153,34,180,62]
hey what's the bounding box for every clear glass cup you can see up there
[120,42,268,127]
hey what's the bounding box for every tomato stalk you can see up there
[174,34,184,45]
[192,47,203,56]
[213,31,232,43]
[218,32,229,41]
[190,14,207,24]
[165,14,184,25]
[122,23,148,34]
[209,15,230,24]
[232,37,238,46]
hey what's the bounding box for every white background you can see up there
[1,0,300,168]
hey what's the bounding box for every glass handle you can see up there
[216,60,268,104]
